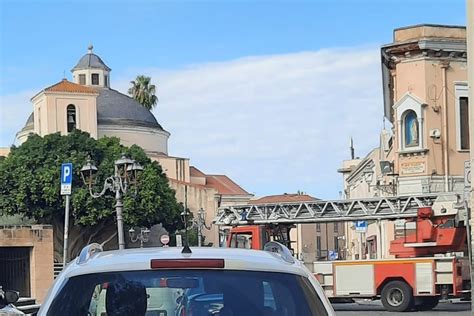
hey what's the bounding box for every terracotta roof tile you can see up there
[168,178,207,189]
[190,166,206,177]
[205,175,250,195]
[251,194,318,205]
[44,79,98,94]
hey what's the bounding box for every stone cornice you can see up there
[381,39,467,69]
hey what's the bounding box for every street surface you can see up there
[334,301,471,316]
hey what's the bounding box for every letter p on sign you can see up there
[61,163,73,195]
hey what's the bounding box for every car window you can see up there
[229,233,253,249]
[47,270,328,316]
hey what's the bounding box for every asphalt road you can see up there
[334,301,471,316]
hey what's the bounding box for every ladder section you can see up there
[213,193,459,226]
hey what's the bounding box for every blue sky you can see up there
[0,0,467,199]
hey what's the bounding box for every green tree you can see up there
[128,75,158,110]
[0,130,181,261]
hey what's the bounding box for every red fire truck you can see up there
[213,193,470,312]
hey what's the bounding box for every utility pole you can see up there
[467,0,474,310]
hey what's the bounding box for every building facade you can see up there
[381,24,469,194]
[340,24,469,260]
[0,225,54,303]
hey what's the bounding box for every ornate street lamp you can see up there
[128,227,150,248]
[196,208,211,247]
[180,206,212,247]
[80,154,143,250]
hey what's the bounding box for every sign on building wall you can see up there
[400,161,425,175]
[328,250,339,261]
[355,221,368,233]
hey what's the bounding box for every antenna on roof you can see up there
[350,137,355,160]
[63,70,66,79]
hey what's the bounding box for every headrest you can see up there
[105,281,147,316]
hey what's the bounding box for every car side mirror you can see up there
[4,290,19,304]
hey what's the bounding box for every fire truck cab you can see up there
[226,224,293,252]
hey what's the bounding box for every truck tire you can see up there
[414,297,439,311]
[381,280,414,312]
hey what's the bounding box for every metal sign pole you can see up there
[63,195,70,266]
[61,162,73,266]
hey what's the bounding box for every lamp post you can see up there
[195,208,211,247]
[179,205,211,247]
[179,205,194,253]
[180,205,193,233]
[80,154,143,250]
[336,235,346,260]
[128,227,150,248]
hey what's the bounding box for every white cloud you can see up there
[0,89,37,146]
[115,47,384,199]
[1,47,384,199]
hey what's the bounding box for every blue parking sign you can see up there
[61,163,73,195]
[355,220,367,233]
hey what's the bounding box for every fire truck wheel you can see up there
[381,280,414,312]
[414,297,439,311]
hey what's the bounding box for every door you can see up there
[0,247,31,297]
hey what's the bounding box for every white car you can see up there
[38,242,335,316]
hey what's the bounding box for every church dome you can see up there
[17,46,169,155]
[97,88,163,130]
[15,113,34,144]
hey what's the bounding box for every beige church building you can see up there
[11,45,253,247]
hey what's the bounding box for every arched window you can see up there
[403,110,419,147]
[67,104,76,132]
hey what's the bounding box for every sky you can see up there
[0,0,467,199]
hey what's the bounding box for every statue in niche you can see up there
[404,111,419,147]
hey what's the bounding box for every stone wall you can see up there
[0,225,54,303]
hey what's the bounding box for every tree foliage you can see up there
[128,75,158,110]
[0,130,181,260]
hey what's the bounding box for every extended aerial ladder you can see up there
[213,193,465,225]
[213,193,468,257]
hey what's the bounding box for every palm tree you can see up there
[128,75,158,110]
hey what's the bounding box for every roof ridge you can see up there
[31,79,98,100]
[44,79,98,92]
[206,174,250,195]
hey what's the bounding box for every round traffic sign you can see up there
[160,234,170,245]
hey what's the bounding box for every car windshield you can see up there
[47,269,328,316]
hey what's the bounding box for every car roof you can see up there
[62,246,310,279]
